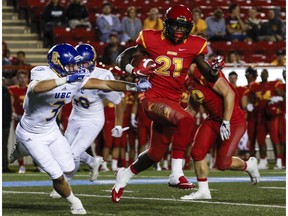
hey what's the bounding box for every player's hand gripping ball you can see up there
[130,55,158,76]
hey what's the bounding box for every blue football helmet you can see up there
[47,43,83,77]
[75,43,97,72]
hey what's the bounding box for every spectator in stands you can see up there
[2,78,13,173]
[225,3,249,42]
[121,6,142,43]
[96,2,122,43]
[245,7,262,42]
[101,32,126,66]
[190,8,207,37]
[226,50,246,67]
[11,51,31,66]
[258,8,285,42]
[65,0,92,29]
[42,0,66,48]
[271,49,286,66]
[205,8,226,41]
[143,7,163,30]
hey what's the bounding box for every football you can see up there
[131,55,156,68]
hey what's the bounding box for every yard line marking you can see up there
[2,176,286,187]
[3,190,285,209]
[259,187,286,190]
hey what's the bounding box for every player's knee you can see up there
[190,148,205,161]
[63,162,75,174]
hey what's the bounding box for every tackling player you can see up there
[181,57,260,200]
[112,4,222,203]
[9,43,151,214]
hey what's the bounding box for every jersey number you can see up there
[155,56,183,77]
[74,96,90,109]
[46,101,65,121]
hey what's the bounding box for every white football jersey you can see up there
[70,67,122,121]
[21,66,83,133]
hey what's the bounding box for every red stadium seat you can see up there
[72,28,97,43]
[89,41,107,59]
[53,27,73,44]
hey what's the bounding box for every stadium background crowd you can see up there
[2,0,286,173]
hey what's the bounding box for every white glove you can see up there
[220,120,231,141]
[111,126,129,138]
[131,113,138,128]
[246,103,254,112]
[269,96,283,104]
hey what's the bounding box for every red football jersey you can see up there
[8,85,27,115]
[188,68,245,123]
[250,80,282,110]
[235,85,247,108]
[136,30,208,102]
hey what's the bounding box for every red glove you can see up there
[126,56,158,76]
[211,56,225,72]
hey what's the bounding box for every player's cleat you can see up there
[180,190,212,200]
[89,156,104,182]
[9,141,29,164]
[257,158,268,170]
[246,157,260,185]
[100,167,110,172]
[70,197,87,215]
[168,175,195,190]
[18,165,26,174]
[50,189,62,199]
[111,168,129,203]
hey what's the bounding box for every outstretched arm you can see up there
[193,55,222,83]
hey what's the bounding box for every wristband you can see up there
[55,77,67,86]
[125,64,134,74]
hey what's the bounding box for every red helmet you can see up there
[164,4,193,44]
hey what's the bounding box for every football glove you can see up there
[246,103,254,112]
[126,58,157,76]
[111,126,130,138]
[67,73,86,83]
[211,56,225,73]
[136,78,152,92]
[220,120,231,141]
[269,96,283,104]
[131,113,138,128]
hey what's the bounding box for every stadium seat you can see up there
[53,27,73,44]
[72,28,97,43]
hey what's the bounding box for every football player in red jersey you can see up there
[8,70,29,173]
[278,69,286,168]
[241,67,259,161]
[111,4,222,203]
[228,71,249,159]
[247,69,284,169]
[181,59,260,200]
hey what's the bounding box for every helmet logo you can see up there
[51,51,64,70]
[177,16,187,22]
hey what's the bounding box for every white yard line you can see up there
[3,190,285,209]
[259,187,286,190]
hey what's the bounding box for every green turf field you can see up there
[2,166,286,216]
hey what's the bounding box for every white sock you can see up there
[171,158,184,176]
[102,161,108,169]
[276,158,282,167]
[163,160,168,168]
[126,167,135,179]
[198,181,209,192]
[66,191,78,204]
[111,159,118,170]
[80,152,95,167]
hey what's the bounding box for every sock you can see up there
[66,191,78,204]
[80,152,95,167]
[163,160,168,169]
[197,178,209,191]
[171,158,184,176]
[102,161,108,169]
[111,159,118,170]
